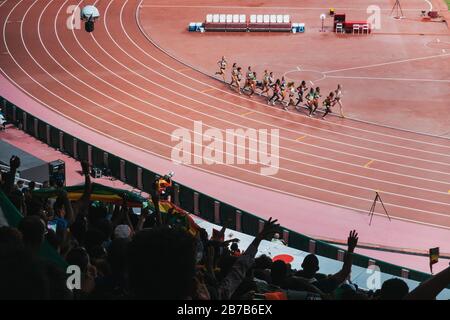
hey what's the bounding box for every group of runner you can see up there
[215,56,345,119]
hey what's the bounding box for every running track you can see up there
[1,0,450,232]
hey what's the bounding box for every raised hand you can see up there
[81,161,90,175]
[347,230,359,253]
[9,155,20,170]
[257,217,280,240]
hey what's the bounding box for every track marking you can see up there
[327,75,450,83]
[324,52,450,74]
[296,135,307,141]
[241,111,254,117]
[2,0,449,228]
[177,67,191,72]
[364,160,375,168]
[201,87,216,93]
[296,66,301,71]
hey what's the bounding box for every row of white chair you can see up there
[250,14,291,24]
[205,14,291,24]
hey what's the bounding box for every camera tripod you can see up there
[368,192,391,226]
[390,0,404,19]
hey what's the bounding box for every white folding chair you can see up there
[362,24,369,34]
[219,14,226,23]
[213,14,220,23]
[283,15,290,23]
[240,14,246,23]
[250,14,257,23]
[276,14,283,23]
[232,14,239,23]
[352,24,360,34]
[226,14,233,23]
[263,14,270,23]
[270,14,277,24]
[335,23,344,33]
[206,14,213,23]
[257,14,263,23]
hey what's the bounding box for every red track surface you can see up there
[1,0,449,256]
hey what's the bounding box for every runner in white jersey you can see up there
[333,84,345,118]
[284,82,297,111]
[215,56,228,82]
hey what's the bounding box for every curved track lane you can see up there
[0,0,449,229]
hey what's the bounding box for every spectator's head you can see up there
[114,224,131,240]
[379,278,409,300]
[16,180,24,190]
[230,242,239,252]
[301,254,320,276]
[94,218,113,242]
[0,226,23,248]
[28,181,36,191]
[254,255,273,270]
[66,247,90,274]
[84,229,106,254]
[42,181,49,188]
[71,215,87,245]
[127,226,196,300]
[53,197,65,219]
[17,215,46,252]
[271,260,287,286]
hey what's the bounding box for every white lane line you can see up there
[326,75,450,83]
[324,52,450,74]
[3,0,450,225]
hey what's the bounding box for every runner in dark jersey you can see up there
[311,87,322,115]
[305,88,315,117]
[295,80,308,110]
[322,92,335,120]
[268,79,282,105]
[260,70,271,97]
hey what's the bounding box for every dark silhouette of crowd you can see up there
[0,155,449,300]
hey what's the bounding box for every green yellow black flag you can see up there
[429,247,439,274]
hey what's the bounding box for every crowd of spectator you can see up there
[0,155,449,300]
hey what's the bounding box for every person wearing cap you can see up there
[154,174,173,200]
[114,224,132,241]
